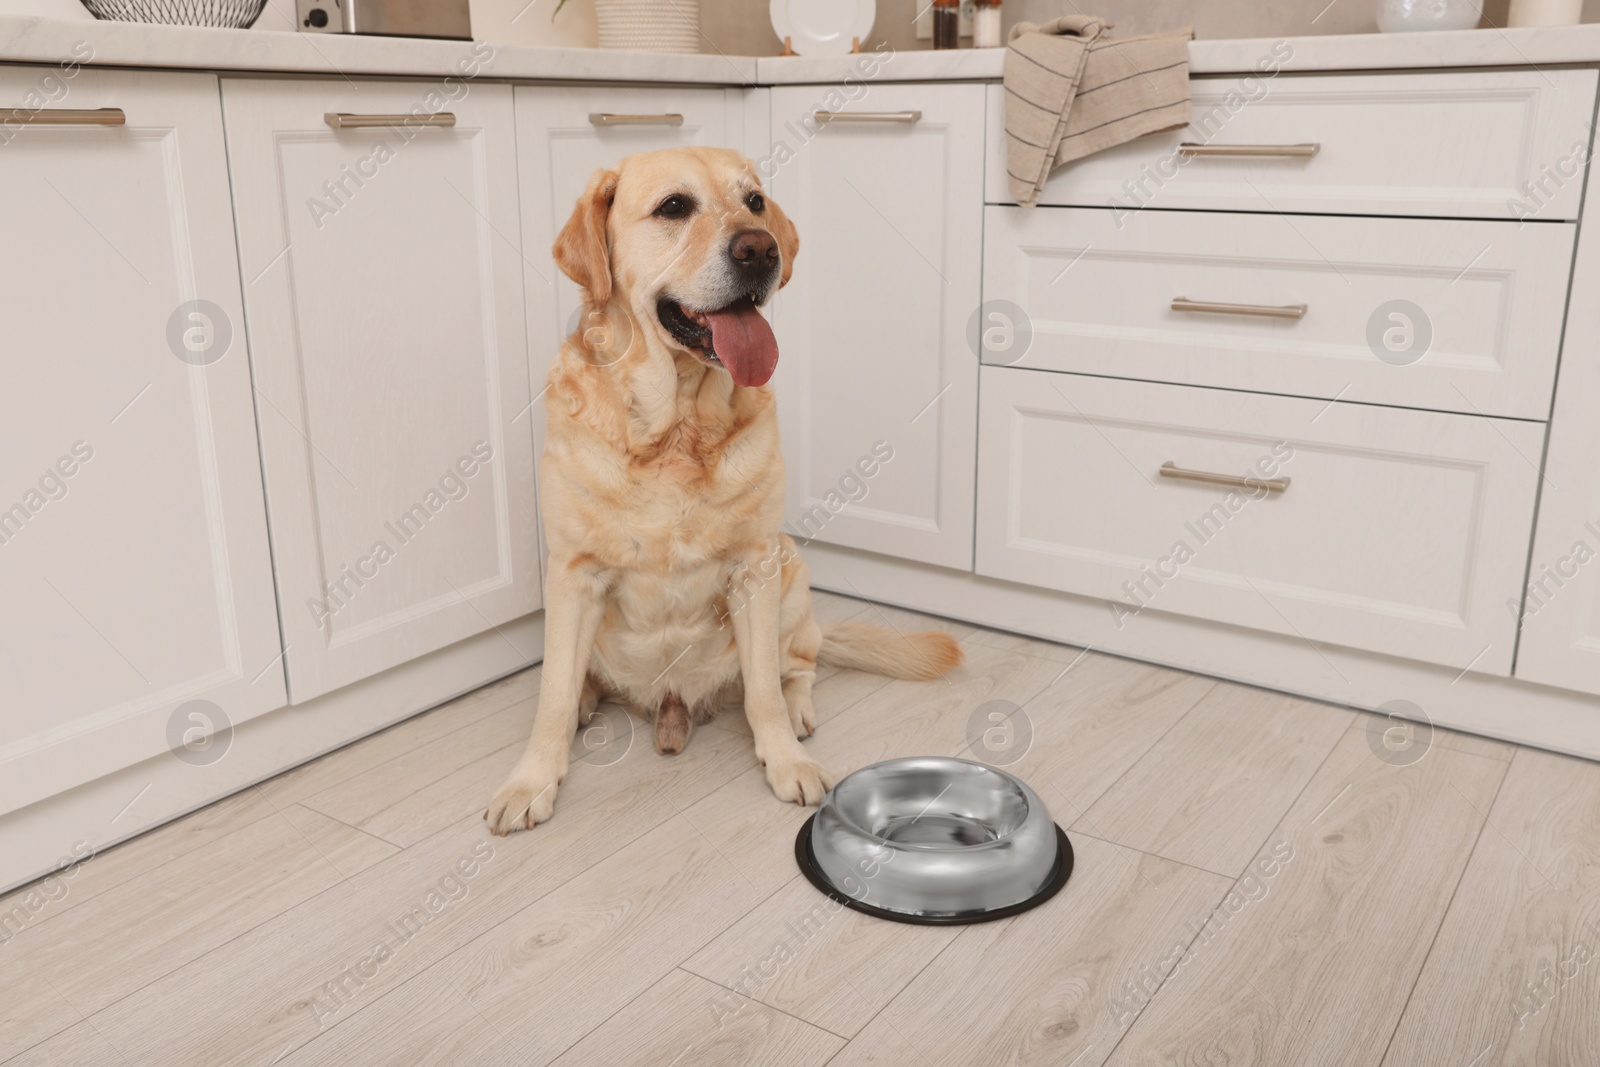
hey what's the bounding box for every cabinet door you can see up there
[767,84,984,571]
[515,86,739,400]
[0,68,285,815]
[222,78,541,703]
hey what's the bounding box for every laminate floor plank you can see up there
[1101,731,1509,1066]
[683,873,964,1039]
[0,804,395,1061]
[548,968,844,1067]
[1,1020,131,1067]
[0,787,276,930]
[1077,682,1355,877]
[1345,707,1519,762]
[970,626,1093,664]
[1382,747,1600,1067]
[274,815,767,1067]
[298,693,556,839]
[257,666,540,807]
[999,652,1217,817]
[809,589,871,626]
[823,835,1231,1067]
[70,728,755,1067]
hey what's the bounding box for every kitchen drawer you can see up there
[975,369,1542,674]
[985,68,1598,220]
[982,206,1573,420]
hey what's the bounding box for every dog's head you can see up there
[553,147,799,389]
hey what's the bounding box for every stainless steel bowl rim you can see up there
[826,757,1032,851]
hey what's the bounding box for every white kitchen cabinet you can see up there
[0,68,285,815]
[767,83,985,571]
[1516,133,1600,697]
[222,78,541,703]
[975,368,1543,674]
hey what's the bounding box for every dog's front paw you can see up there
[484,770,560,835]
[764,755,834,806]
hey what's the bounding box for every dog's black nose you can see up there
[729,229,779,274]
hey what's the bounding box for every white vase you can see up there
[595,0,701,53]
[1376,0,1482,31]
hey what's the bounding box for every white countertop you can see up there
[0,14,759,83]
[755,25,1600,81]
[6,13,1600,84]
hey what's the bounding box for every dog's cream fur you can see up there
[485,147,962,835]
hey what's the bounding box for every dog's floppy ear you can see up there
[554,168,620,307]
[765,195,801,289]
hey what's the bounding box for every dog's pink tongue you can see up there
[705,304,778,388]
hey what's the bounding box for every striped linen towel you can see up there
[1005,15,1194,206]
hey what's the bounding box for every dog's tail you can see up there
[817,621,964,681]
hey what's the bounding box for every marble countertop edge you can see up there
[6,14,1600,85]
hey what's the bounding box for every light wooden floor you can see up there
[4,591,1599,1066]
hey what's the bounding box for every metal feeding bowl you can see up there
[796,757,1073,924]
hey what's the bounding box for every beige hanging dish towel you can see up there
[1005,15,1194,206]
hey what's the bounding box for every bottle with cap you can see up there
[973,0,1002,48]
[933,0,960,49]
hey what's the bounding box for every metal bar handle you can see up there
[325,112,456,129]
[1159,462,1290,494]
[2,107,125,126]
[1172,297,1307,320]
[588,113,684,127]
[1176,142,1320,158]
[813,110,922,124]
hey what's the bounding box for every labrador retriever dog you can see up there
[484,146,963,835]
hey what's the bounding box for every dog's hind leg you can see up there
[782,673,816,738]
[654,692,692,755]
[578,674,601,727]
[779,560,821,740]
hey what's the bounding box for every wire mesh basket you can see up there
[80,0,269,28]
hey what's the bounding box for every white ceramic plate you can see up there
[770,0,876,57]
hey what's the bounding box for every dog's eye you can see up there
[746,192,766,214]
[654,194,694,219]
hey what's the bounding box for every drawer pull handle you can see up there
[1172,297,1307,320]
[325,112,456,129]
[1176,142,1320,158]
[1160,462,1290,494]
[2,107,125,126]
[588,113,685,127]
[813,110,922,124]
